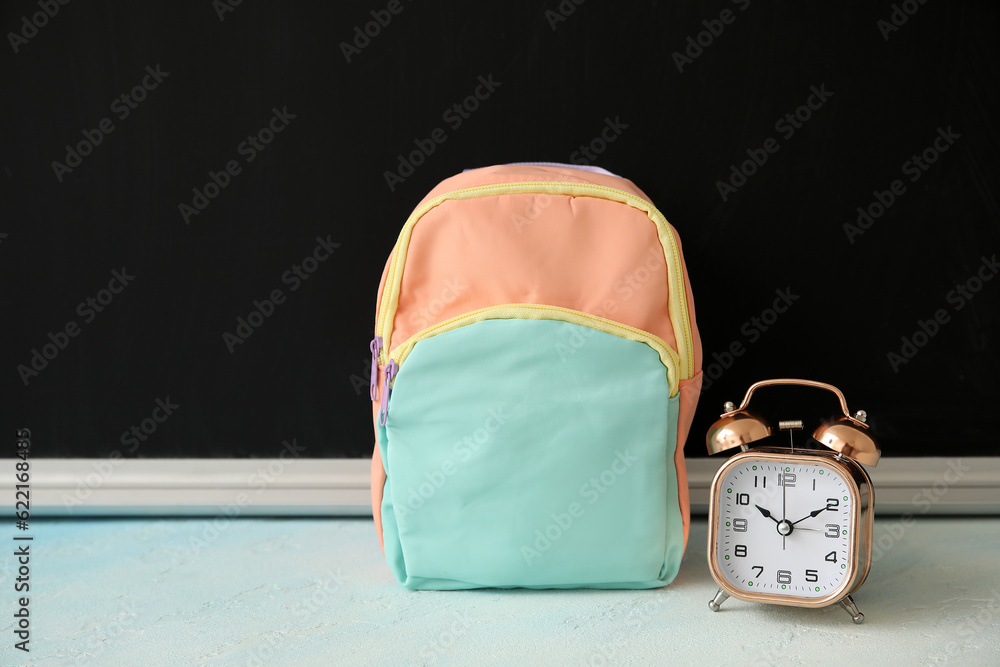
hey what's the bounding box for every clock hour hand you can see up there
[755,504,780,524]
[790,507,828,526]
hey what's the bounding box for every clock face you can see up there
[710,455,859,602]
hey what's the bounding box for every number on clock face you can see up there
[716,460,853,599]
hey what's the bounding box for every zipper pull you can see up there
[369,336,383,400]
[378,360,399,426]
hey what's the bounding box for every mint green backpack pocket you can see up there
[377,307,683,589]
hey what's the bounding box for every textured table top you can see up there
[3,516,999,666]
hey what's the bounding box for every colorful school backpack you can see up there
[369,163,703,589]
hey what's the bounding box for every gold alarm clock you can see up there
[705,379,880,623]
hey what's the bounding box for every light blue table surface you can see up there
[2,516,998,666]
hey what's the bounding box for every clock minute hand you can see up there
[782,474,788,550]
[755,504,780,524]
[790,507,828,526]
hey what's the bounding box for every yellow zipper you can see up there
[375,182,695,379]
[387,303,680,397]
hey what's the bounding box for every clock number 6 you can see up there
[777,570,792,584]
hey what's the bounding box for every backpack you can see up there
[369,163,703,589]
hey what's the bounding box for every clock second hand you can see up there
[787,506,832,533]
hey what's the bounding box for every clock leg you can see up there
[709,589,730,612]
[839,594,864,624]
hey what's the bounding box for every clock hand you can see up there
[755,505,780,524]
[790,507,829,526]
[782,475,787,551]
[781,476,787,522]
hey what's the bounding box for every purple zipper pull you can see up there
[369,336,383,401]
[378,360,399,426]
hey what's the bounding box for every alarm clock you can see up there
[705,379,880,623]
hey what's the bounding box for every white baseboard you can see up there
[4,457,997,517]
[9,458,372,517]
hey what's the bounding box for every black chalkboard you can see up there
[2,1,998,459]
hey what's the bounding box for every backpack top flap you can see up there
[373,164,699,381]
